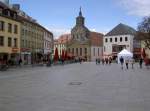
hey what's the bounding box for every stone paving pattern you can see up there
[0,62,150,111]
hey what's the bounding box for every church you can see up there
[67,8,103,61]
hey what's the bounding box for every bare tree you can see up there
[137,17,150,49]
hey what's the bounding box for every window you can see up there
[0,21,5,31]
[105,38,108,43]
[98,48,99,56]
[0,8,2,14]
[120,37,122,42]
[13,13,17,19]
[76,48,78,56]
[22,40,24,47]
[125,37,128,41]
[22,29,24,35]
[80,48,82,56]
[93,48,95,56]
[8,23,12,33]
[68,48,70,53]
[14,25,18,34]
[85,48,87,55]
[72,48,74,55]
[14,38,18,47]
[110,38,112,42]
[0,36,4,46]
[8,37,12,47]
[115,37,117,42]
[104,46,105,52]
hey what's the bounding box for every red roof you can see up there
[90,32,103,46]
[55,34,71,44]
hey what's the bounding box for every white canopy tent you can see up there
[117,49,133,63]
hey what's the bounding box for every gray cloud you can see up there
[117,0,150,16]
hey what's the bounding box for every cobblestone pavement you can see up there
[0,62,150,111]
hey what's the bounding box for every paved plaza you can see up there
[0,62,150,111]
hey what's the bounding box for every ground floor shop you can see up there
[0,53,20,65]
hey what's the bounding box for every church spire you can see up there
[79,6,82,16]
[76,7,85,26]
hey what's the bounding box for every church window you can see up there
[120,37,122,42]
[76,48,78,56]
[125,37,128,41]
[72,48,74,55]
[80,48,82,56]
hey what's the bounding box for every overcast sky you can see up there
[10,0,150,38]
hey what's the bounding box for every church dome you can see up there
[72,25,89,34]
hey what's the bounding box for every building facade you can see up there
[0,1,21,64]
[103,23,136,59]
[15,5,53,64]
[19,16,44,64]
[141,40,150,58]
[67,8,103,61]
[43,29,53,60]
[54,34,71,57]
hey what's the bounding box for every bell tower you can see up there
[76,7,85,26]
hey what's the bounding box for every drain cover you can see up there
[69,82,82,85]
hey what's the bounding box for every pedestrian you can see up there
[19,58,22,66]
[98,58,101,64]
[102,58,104,65]
[120,56,124,69]
[109,57,112,65]
[105,58,108,65]
[79,58,82,64]
[130,58,135,69]
[139,58,143,69]
[96,58,98,65]
[125,59,129,69]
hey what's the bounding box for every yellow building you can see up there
[19,16,44,64]
[0,2,21,64]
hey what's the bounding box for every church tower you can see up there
[71,7,90,41]
[76,7,85,26]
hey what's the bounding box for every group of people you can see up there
[119,56,146,70]
[96,58,112,65]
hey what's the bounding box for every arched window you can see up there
[125,37,128,41]
[105,38,108,43]
[120,37,122,42]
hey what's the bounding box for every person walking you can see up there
[130,58,135,69]
[120,56,124,70]
[102,58,104,65]
[125,59,129,69]
[109,57,112,65]
[139,58,143,69]
[96,58,98,65]
[19,58,22,66]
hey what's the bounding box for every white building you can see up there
[54,34,71,57]
[103,23,136,59]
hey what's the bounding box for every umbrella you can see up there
[61,49,65,60]
[54,48,59,63]
[141,48,146,59]
[64,50,68,61]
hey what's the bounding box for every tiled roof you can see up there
[105,23,136,36]
[55,34,71,44]
[0,1,9,9]
[90,32,103,46]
